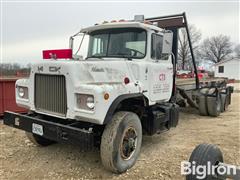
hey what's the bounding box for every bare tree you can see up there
[234,44,240,58]
[201,35,232,63]
[178,24,201,70]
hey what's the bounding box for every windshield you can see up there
[87,28,146,59]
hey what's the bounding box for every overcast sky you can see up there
[1,1,239,64]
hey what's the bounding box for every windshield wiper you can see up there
[115,54,133,60]
[85,56,103,60]
[123,56,132,61]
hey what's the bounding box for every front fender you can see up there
[73,83,141,124]
[102,93,145,124]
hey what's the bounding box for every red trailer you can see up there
[0,77,28,117]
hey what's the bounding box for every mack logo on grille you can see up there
[49,66,61,72]
[38,66,43,72]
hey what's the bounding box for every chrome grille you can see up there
[35,74,67,116]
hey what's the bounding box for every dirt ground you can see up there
[0,93,239,180]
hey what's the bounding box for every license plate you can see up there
[32,123,43,136]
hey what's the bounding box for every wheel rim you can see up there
[120,127,138,160]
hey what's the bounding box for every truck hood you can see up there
[31,59,135,84]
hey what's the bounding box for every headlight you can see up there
[17,86,28,99]
[86,96,95,109]
[18,87,25,97]
[76,94,94,110]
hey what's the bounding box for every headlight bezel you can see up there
[76,94,95,111]
[17,86,29,99]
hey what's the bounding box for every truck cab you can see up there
[15,20,176,124]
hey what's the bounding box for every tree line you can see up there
[0,63,31,76]
[178,24,240,70]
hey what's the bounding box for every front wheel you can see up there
[100,111,142,173]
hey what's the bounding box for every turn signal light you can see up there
[104,93,110,100]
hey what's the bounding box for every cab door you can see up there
[148,32,173,102]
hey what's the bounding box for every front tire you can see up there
[100,111,142,173]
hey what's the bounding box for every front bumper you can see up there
[3,111,94,147]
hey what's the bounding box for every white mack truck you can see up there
[4,13,233,173]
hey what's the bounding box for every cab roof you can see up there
[80,21,163,34]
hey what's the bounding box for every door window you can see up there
[151,34,163,60]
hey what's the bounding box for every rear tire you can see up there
[186,144,224,180]
[207,90,221,117]
[198,88,209,116]
[224,94,230,111]
[100,111,142,173]
[220,93,227,112]
[25,132,56,146]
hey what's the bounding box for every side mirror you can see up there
[162,31,173,54]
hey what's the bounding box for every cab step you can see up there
[142,103,179,135]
